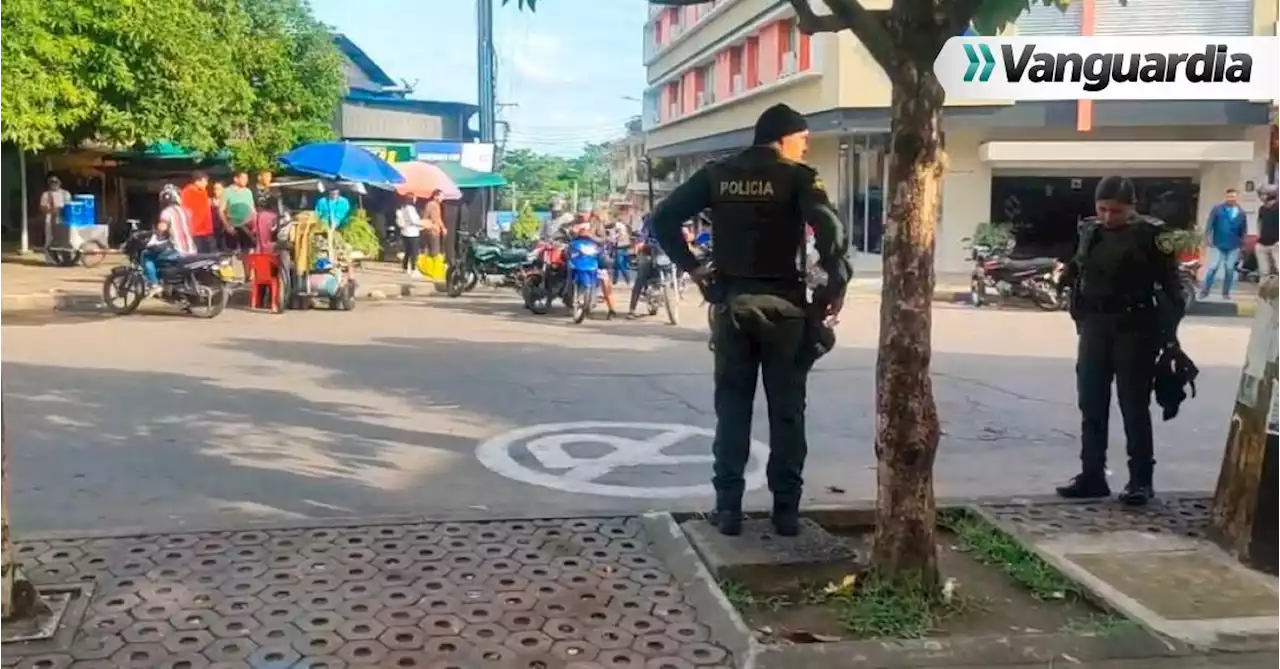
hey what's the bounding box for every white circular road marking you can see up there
[475,421,767,499]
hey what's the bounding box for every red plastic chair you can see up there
[247,251,281,313]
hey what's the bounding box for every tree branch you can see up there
[819,0,894,74]
[785,0,845,34]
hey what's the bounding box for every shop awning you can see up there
[980,141,1255,164]
[431,161,507,189]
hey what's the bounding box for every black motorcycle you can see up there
[102,229,234,318]
[970,252,1067,311]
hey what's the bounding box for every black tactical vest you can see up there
[703,150,803,280]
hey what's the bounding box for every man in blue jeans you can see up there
[1200,187,1248,299]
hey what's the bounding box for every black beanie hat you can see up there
[753,103,808,145]
[1095,176,1136,204]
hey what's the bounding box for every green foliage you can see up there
[340,209,381,259]
[498,145,611,210]
[510,202,541,244]
[218,0,344,172]
[969,221,1014,249]
[0,0,342,163]
[1157,228,1200,255]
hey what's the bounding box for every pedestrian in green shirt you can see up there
[223,171,257,278]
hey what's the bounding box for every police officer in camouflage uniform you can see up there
[647,104,851,536]
[1058,176,1184,506]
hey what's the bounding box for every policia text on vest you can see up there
[644,104,852,539]
[719,180,775,198]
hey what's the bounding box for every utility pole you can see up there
[476,0,497,144]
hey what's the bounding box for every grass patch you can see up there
[938,508,1084,602]
[827,572,979,639]
[720,572,979,640]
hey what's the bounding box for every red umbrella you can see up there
[392,161,462,200]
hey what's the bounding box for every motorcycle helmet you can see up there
[159,184,181,207]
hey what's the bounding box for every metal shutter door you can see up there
[1095,0,1254,35]
[1014,3,1083,36]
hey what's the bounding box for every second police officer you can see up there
[1059,176,1185,507]
[647,104,852,537]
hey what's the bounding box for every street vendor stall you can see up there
[269,142,405,311]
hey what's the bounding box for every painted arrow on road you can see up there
[962,42,997,82]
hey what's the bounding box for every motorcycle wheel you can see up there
[102,270,145,315]
[445,265,467,298]
[1030,282,1061,311]
[969,277,986,307]
[662,280,679,325]
[77,240,109,269]
[571,284,593,324]
[190,277,229,319]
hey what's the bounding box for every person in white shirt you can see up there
[396,195,423,278]
[142,185,195,295]
[39,176,72,253]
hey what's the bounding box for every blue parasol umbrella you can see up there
[280,142,405,186]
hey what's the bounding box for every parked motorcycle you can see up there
[446,231,532,298]
[520,239,568,315]
[566,236,602,324]
[970,253,1066,311]
[102,229,234,318]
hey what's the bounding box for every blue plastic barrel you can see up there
[62,201,85,228]
[69,194,96,228]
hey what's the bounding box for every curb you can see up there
[0,280,429,317]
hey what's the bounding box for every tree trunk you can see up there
[871,33,946,589]
[1,406,50,621]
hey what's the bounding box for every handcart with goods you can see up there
[285,211,358,311]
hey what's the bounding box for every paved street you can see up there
[2,290,1251,534]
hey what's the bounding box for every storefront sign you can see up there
[414,141,496,173]
[355,143,414,164]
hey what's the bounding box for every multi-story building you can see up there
[640,0,1277,273]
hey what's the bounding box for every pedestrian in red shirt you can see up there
[180,172,216,253]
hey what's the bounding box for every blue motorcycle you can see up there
[566,237,601,324]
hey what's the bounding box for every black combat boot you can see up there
[1055,473,1111,499]
[711,493,743,537]
[771,499,800,537]
[1119,461,1154,506]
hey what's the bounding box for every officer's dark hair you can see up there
[1094,176,1136,205]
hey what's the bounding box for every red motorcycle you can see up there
[520,239,568,315]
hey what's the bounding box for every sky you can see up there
[309,0,649,157]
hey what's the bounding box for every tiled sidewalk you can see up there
[4,517,732,669]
